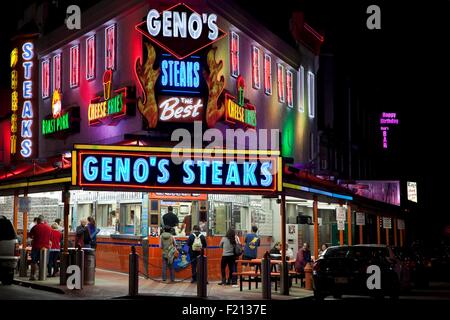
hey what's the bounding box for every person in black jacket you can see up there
[162,206,179,235]
[187,225,207,283]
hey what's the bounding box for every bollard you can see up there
[197,248,207,298]
[280,260,289,295]
[59,251,69,285]
[304,262,313,290]
[129,246,139,296]
[261,251,271,299]
[75,246,84,289]
[38,248,48,281]
[19,248,28,277]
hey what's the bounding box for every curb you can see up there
[13,279,66,294]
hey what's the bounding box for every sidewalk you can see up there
[14,268,313,300]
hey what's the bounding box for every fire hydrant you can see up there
[304,262,313,290]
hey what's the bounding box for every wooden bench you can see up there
[232,271,261,291]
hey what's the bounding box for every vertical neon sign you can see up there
[10,48,19,156]
[251,46,260,89]
[86,35,96,80]
[230,31,239,78]
[105,24,116,70]
[41,59,50,98]
[277,63,285,103]
[379,112,399,149]
[307,71,315,118]
[298,65,304,112]
[286,69,293,108]
[70,45,79,88]
[264,53,272,95]
[52,53,61,91]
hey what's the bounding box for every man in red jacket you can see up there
[29,215,52,280]
[48,223,62,277]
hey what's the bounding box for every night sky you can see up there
[1,0,449,241]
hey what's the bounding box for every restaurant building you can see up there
[0,0,406,283]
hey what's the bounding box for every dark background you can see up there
[1,0,449,242]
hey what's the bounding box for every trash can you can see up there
[83,248,96,285]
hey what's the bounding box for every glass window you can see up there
[298,66,305,112]
[96,203,118,228]
[52,54,61,91]
[286,69,294,108]
[120,203,141,235]
[277,63,285,103]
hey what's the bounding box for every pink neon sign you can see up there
[380,112,399,149]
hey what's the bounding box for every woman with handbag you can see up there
[160,225,177,282]
[218,228,241,286]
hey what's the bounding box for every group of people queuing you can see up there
[27,215,100,281]
[27,215,64,280]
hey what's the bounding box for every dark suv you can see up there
[0,216,19,285]
[312,244,402,300]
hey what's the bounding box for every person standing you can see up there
[181,213,192,236]
[243,226,260,260]
[295,242,312,273]
[187,225,207,283]
[87,216,100,249]
[160,225,177,282]
[162,206,179,235]
[75,219,91,248]
[47,223,62,277]
[54,218,64,232]
[218,229,240,286]
[29,215,52,281]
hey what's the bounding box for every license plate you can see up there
[335,277,348,284]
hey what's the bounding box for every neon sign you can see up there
[230,31,239,78]
[286,70,294,108]
[42,90,80,138]
[70,45,80,88]
[73,145,279,194]
[159,55,201,93]
[135,3,226,60]
[158,96,203,122]
[105,24,116,70]
[252,46,261,89]
[224,75,256,128]
[86,35,95,80]
[277,63,285,103]
[380,112,399,149]
[264,53,272,95]
[52,53,61,91]
[88,70,135,126]
[10,40,38,160]
[41,59,50,98]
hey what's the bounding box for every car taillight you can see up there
[14,243,20,256]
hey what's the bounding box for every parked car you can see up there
[0,216,20,285]
[312,244,403,300]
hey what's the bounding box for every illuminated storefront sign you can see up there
[135,3,226,60]
[42,90,80,138]
[252,46,261,89]
[286,70,294,108]
[88,70,135,126]
[10,39,38,160]
[264,53,272,95]
[52,53,61,91]
[277,63,285,103]
[230,31,239,78]
[380,112,399,149]
[158,54,201,93]
[73,145,280,194]
[158,96,203,122]
[150,192,207,201]
[224,75,256,128]
[70,45,80,88]
[41,59,50,98]
[105,24,116,70]
[407,181,417,203]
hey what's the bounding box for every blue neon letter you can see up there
[133,158,149,183]
[225,161,241,186]
[260,162,273,187]
[243,162,257,186]
[101,157,113,182]
[157,159,170,184]
[83,156,98,181]
[20,140,32,158]
[183,160,195,184]
[23,81,32,98]
[197,160,210,184]
[211,160,223,185]
[22,42,34,60]
[161,60,168,86]
[23,61,33,80]
[115,157,130,182]
[22,101,33,118]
